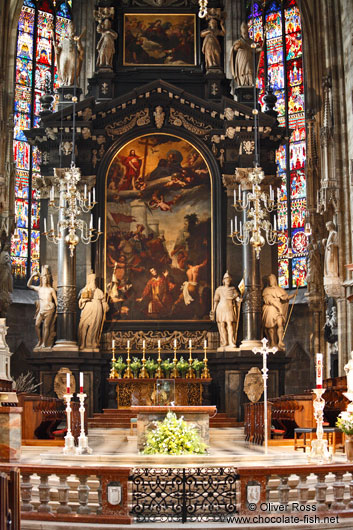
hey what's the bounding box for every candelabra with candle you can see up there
[156,339,163,378]
[109,340,118,379]
[124,340,133,379]
[308,353,331,463]
[63,373,75,455]
[139,340,148,378]
[76,372,92,455]
[171,339,179,378]
[43,165,102,257]
[201,340,210,379]
[186,340,195,379]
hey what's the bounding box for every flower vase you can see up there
[345,435,353,462]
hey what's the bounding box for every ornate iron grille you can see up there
[130,467,239,523]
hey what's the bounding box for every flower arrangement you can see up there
[177,356,189,378]
[161,358,173,378]
[192,359,204,378]
[113,356,126,377]
[142,411,207,455]
[336,411,353,435]
[130,357,142,378]
[145,357,158,378]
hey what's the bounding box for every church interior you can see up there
[1,0,353,528]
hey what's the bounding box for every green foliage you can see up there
[161,358,173,376]
[142,411,207,455]
[145,357,158,377]
[131,357,141,376]
[192,359,204,374]
[113,356,126,374]
[336,411,353,435]
[177,356,189,376]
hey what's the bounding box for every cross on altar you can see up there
[253,338,278,454]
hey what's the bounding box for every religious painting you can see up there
[123,14,196,66]
[105,133,212,323]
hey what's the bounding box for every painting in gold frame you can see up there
[123,14,196,66]
[105,133,212,323]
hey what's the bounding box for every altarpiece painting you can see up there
[123,14,196,66]
[105,133,212,323]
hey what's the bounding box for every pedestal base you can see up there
[53,341,79,352]
[308,438,331,464]
[240,339,263,351]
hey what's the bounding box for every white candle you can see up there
[204,339,207,348]
[230,218,233,235]
[79,372,83,393]
[84,184,87,199]
[158,339,161,348]
[112,339,115,349]
[66,373,70,394]
[93,187,96,203]
[235,216,237,232]
[90,214,93,229]
[50,214,54,230]
[189,339,192,348]
[316,353,323,388]
[143,340,145,349]
[98,217,101,232]
[127,339,130,349]
[174,339,177,348]
[233,189,236,204]
[44,217,47,233]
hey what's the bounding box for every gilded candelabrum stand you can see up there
[139,342,148,378]
[156,342,163,378]
[63,393,75,455]
[76,392,92,455]
[124,342,133,379]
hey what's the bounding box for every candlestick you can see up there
[316,353,323,389]
[109,340,118,379]
[308,388,331,463]
[76,391,92,455]
[139,339,148,378]
[156,340,163,378]
[124,340,133,379]
[186,339,195,379]
[201,340,210,379]
[63,391,75,455]
[66,372,70,394]
[171,340,178,378]
[79,372,83,393]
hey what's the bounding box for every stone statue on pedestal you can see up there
[27,266,57,350]
[262,274,295,350]
[210,271,241,350]
[52,21,85,86]
[230,22,261,87]
[0,241,13,317]
[201,17,225,70]
[96,18,118,69]
[78,273,109,351]
[322,221,339,278]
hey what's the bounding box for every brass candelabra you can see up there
[186,341,195,379]
[109,342,118,379]
[139,341,148,378]
[124,340,133,379]
[156,340,163,378]
[171,341,179,378]
[201,341,210,379]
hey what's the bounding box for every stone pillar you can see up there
[52,170,78,351]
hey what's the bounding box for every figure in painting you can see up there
[210,271,241,350]
[52,21,85,86]
[96,18,118,68]
[136,267,174,318]
[201,17,225,70]
[262,273,295,350]
[78,273,109,350]
[118,149,143,191]
[322,221,339,278]
[27,266,57,350]
[230,22,261,87]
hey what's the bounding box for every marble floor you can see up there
[19,426,347,466]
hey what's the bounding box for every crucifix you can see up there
[252,337,277,454]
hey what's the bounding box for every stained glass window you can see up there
[248,0,307,289]
[12,1,72,283]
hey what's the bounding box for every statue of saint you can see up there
[262,274,295,350]
[230,22,261,87]
[201,18,225,70]
[322,221,339,278]
[0,242,13,317]
[210,271,241,349]
[52,21,85,86]
[96,18,118,69]
[27,266,57,350]
[78,273,109,350]
[344,351,353,395]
